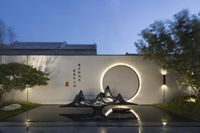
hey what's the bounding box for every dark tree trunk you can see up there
[197,90,200,102]
[0,94,4,109]
[0,100,3,109]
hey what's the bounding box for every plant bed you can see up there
[155,96,200,121]
[0,101,40,120]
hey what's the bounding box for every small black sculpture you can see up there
[60,90,90,107]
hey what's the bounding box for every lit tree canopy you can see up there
[0,63,49,99]
[135,10,200,100]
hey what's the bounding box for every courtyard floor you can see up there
[0,105,200,133]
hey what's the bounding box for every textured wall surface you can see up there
[2,55,182,104]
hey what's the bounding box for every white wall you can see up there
[2,55,182,104]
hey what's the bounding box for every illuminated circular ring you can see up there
[103,105,142,133]
[100,63,141,102]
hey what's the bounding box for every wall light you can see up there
[163,75,166,85]
[161,69,167,103]
[160,69,167,75]
[161,69,167,85]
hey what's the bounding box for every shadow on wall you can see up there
[3,56,58,101]
[25,56,58,78]
[166,71,187,100]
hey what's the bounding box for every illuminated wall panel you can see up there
[2,55,181,104]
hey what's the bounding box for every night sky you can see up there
[0,0,200,54]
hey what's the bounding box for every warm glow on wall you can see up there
[161,84,167,89]
[160,69,167,75]
[100,63,141,102]
[161,85,168,103]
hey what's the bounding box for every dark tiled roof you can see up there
[0,41,97,55]
[62,45,96,50]
[9,41,96,49]
[9,42,63,49]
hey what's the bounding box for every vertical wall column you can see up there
[26,55,29,103]
[0,55,2,64]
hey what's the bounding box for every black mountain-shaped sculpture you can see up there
[91,93,106,106]
[91,87,115,105]
[104,86,116,100]
[113,94,127,104]
[61,86,135,107]
[61,90,89,107]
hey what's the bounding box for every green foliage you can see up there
[0,63,49,99]
[156,96,200,121]
[0,101,39,120]
[135,9,200,99]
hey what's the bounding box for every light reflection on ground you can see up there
[1,126,200,133]
[0,105,199,133]
[2,105,195,122]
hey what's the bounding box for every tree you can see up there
[0,63,49,104]
[0,19,15,48]
[135,10,200,100]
